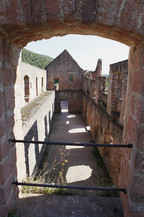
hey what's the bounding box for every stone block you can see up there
[0,118,6,139]
[3,68,13,87]
[0,149,16,185]
[137,126,144,152]
[126,116,138,145]
[0,137,10,162]
[135,97,144,125]
[0,175,13,206]
[7,87,15,112]
[0,91,6,119]
[132,150,144,176]
[131,69,144,94]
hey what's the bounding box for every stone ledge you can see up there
[21,91,55,122]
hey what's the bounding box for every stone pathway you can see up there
[40,112,108,192]
[16,108,124,217]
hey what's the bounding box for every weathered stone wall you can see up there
[0,39,20,217]
[1,0,144,47]
[119,44,144,217]
[55,90,82,113]
[45,50,84,91]
[20,91,55,177]
[82,94,123,184]
[17,61,46,108]
[107,60,128,125]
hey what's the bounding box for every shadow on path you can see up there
[16,111,124,217]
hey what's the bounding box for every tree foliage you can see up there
[21,48,53,69]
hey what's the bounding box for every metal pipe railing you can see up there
[9,139,133,148]
[12,181,127,193]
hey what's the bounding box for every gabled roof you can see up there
[45,49,84,74]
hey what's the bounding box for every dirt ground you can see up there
[16,106,124,217]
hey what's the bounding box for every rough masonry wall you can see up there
[82,94,123,184]
[119,44,144,217]
[17,61,46,108]
[55,90,82,113]
[107,60,128,125]
[46,50,84,91]
[1,0,144,47]
[0,39,20,217]
[21,91,55,177]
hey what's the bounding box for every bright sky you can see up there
[25,34,129,74]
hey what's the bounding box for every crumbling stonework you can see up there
[107,60,128,125]
[45,49,84,113]
[45,50,84,91]
[82,59,128,185]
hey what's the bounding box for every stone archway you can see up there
[1,1,144,216]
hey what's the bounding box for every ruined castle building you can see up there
[0,1,144,216]
[45,50,84,113]
[95,58,102,77]
[45,49,84,90]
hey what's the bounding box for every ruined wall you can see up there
[20,91,55,177]
[17,61,46,108]
[107,60,128,125]
[55,90,82,113]
[0,39,20,217]
[82,94,123,184]
[82,60,128,185]
[45,50,84,91]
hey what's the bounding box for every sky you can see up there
[25,34,129,75]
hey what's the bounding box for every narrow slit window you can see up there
[69,75,73,82]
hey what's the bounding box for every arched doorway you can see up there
[60,100,68,113]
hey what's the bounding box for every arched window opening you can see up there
[54,78,59,90]
[69,75,74,82]
[41,77,44,92]
[24,75,30,102]
[36,77,38,96]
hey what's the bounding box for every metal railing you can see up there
[10,138,133,194]
[9,139,133,148]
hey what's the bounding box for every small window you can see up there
[41,77,44,92]
[54,78,59,90]
[24,75,30,102]
[36,77,38,96]
[54,78,59,84]
[69,75,73,82]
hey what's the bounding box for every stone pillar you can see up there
[89,80,96,98]
[0,39,21,216]
[95,58,102,77]
[119,70,128,125]
[107,65,117,115]
[119,44,144,217]
[95,77,101,103]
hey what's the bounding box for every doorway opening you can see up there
[60,100,68,113]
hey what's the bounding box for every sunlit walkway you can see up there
[43,111,106,191]
[17,106,124,217]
